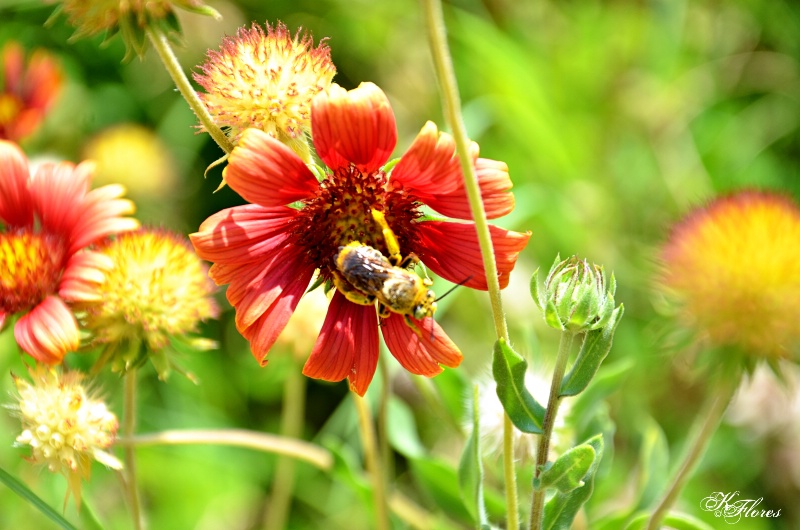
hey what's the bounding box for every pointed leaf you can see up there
[559,305,624,397]
[534,443,596,493]
[542,434,604,530]
[492,338,545,434]
[0,466,79,530]
[459,385,488,527]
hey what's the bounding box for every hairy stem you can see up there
[530,332,574,529]
[421,0,518,527]
[122,370,144,530]
[146,26,234,155]
[354,393,390,530]
[646,375,740,530]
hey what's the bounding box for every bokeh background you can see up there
[1,0,799,528]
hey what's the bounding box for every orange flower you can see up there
[0,141,139,363]
[0,42,62,142]
[659,190,800,359]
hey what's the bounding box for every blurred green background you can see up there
[1,0,799,528]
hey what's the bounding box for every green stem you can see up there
[145,26,234,155]
[354,393,390,530]
[530,332,574,530]
[122,370,144,530]
[378,355,394,484]
[421,0,517,527]
[646,375,741,530]
[117,429,332,471]
[264,366,307,530]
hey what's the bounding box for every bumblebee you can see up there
[333,210,437,327]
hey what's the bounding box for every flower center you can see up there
[0,231,66,314]
[293,167,420,278]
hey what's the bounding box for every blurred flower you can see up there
[659,191,800,360]
[10,368,122,509]
[0,141,138,363]
[0,42,63,142]
[191,82,529,395]
[531,255,618,333]
[53,0,220,59]
[81,229,219,380]
[194,21,336,161]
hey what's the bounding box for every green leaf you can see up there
[386,397,426,458]
[633,418,669,511]
[458,385,488,527]
[534,443,596,493]
[542,434,604,530]
[410,457,472,523]
[625,511,715,530]
[492,338,545,434]
[559,305,624,397]
[0,466,79,530]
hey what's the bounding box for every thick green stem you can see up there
[421,0,517,527]
[264,366,307,530]
[145,27,234,155]
[646,375,740,530]
[122,370,144,530]
[354,393,390,530]
[530,332,575,529]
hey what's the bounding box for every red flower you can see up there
[0,141,139,363]
[0,42,63,142]
[191,82,530,395]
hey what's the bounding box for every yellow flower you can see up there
[82,229,219,379]
[11,368,122,509]
[194,21,336,161]
[659,190,800,360]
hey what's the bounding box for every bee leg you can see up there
[371,208,403,266]
[377,303,391,326]
[332,270,376,306]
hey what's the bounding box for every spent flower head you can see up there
[194,21,336,161]
[0,141,138,363]
[81,229,219,380]
[659,190,800,363]
[531,255,618,333]
[52,0,220,59]
[10,368,122,509]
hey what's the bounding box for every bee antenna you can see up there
[434,276,472,302]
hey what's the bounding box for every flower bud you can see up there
[531,255,617,333]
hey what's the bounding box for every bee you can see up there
[333,209,437,330]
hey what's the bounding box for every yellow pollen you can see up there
[0,232,65,314]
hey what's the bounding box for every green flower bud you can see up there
[531,255,617,333]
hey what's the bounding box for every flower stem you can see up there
[264,365,307,530]
[117,429,332,470]
[646,374,741,530]
[530,331,574,530]
[145,26,234,155]
[122,369,144,530]
[421,0,518,527]
[354,393,390,530]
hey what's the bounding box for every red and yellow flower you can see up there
[0,141,139,363]
[191,82,530,395]
[0,42,63,142]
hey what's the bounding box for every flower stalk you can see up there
[145,26,233,155]
[354,393,390,530]
[122,370,144,530]
[421,0,518,527]
[530,331,575,530]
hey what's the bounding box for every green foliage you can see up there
[458,386,488,527]
[534,443,596,493]
[491,338,545,434]
[0,467,78,530]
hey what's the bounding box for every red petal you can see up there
[416,221,531,290]
[381,313,462,376]
[0,140,34,227]
[238,260,316,366]
[58,250,113,302]
[224,128,319,207]
[29,161,90,238]
[390,123,514,220]
[302,291,379,396]
[14,296,79,364]
[69,181,138,253]
[190,204,299,264]
[312,83,397,173]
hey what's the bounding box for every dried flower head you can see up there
[53,0,220,59]
[194,22,336,160]
[10,368,122,508]
[0,42,63,142]
[81,229,219,379]
[659,190,800,361]
[0,141,138,363]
